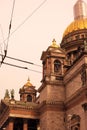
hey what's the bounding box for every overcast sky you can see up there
[0,0,86,100]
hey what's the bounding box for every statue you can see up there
[10,89,14,99]
[4,89,10,99]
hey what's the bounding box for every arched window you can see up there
[54,60,61,72]
[27,95,32,102]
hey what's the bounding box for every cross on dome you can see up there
[51,39,59,48]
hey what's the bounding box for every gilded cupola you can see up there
[61,0,87,52]
[19,78,37,102]
[60,0,87,66]
[63,0,87,38]
[63,18,87,38]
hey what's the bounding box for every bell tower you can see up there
[42,39,65,80]
[38,39,66,130]
[39,39,66,103]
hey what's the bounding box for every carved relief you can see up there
[67,114,80,130]
[54,60,61,74]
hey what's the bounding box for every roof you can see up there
[23,78,33,87]
[63,18,87,38]
[50,39,59,48]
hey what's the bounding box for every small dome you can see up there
[19,78,36,102]
[63,18,87,38]
[23,78,33,89]
[50,39,59,48]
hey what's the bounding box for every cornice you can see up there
[38,79,64,93]
[39,100,65,114]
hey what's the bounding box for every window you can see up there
[54,60,61,72]
[27,95,32,102]
[81,34,84,39]
[75,35,80,40]
[74,127,78,130]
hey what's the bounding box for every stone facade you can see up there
[40,111,65,130]
[0,0,87,130]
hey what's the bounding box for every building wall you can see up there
[64,56,87,98]
[65,73,82,98]
[39,84,65,103]
[40,110,65,130]
[66,100,87,130]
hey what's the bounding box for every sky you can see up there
[0,0,86,100]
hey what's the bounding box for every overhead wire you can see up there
[3,62,28,70]
[8,0,47,37]
[1,0,16,64]
[0,0,47,72]
[0,0,47,46]
[0,25,6,66]
[6,0,15,51]
[0,53,42,67]
[6,55,42,67]
[2,61,42,73]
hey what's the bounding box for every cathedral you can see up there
[0,0,87,130]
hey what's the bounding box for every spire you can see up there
[27,76,30,82]
[73,0,87,20]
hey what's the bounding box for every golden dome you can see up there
[23,78,33,89]
[63,18,87,37]
[51,39,59,48]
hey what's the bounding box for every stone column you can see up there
[23,119,28,130]
[8,118,14,130]
[82,103,87,130]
